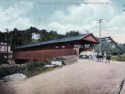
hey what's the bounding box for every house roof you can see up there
[14,33,96,50]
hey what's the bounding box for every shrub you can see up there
[0,65,24,78]
[111,54,125,61]
[0,61,50,78]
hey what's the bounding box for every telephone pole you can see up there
[6,28,9,61]
[98,19,103,55]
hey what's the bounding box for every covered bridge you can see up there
[13,33,98,63]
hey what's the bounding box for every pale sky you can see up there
[0,0,125,43]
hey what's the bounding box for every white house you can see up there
[0,42,11,53]
[32,33,40,40]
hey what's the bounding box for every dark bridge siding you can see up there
[14,48,79,62]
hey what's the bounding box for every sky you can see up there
[0,0,125,43]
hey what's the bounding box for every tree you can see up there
[65,31,81,37]
[39,29,49,41]
[0,31,5,42]
[1,27,82,50]
[48,31,58,40]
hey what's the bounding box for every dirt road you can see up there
[1,60,125,94]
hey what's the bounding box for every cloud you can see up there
[0,1,33,31]
[46,22,83,34]
[107,14,125,29]
[45,0,125,43]
[8,18,33,30]
[0,0,124,43]
[47,0,114,34]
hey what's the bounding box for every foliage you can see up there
[0,31,5,42]
[65,31,81,37]
[0,65,24,78]
[1,27,81,50]
[0,61,59,78]
[111,54,125,61]
[25,61,47,71]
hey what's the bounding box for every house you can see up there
[32,33,40,40]
[0,42,11,53]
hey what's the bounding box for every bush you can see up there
[111,54,125,61]
[26,61,46,71]
[0,65,24,78]
[0,61,51,78]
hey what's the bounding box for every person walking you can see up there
[106,54,111,63]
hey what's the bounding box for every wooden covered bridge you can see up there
[13,33,98,63]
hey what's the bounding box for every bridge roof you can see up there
[14,33,97,50]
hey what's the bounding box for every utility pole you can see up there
[98,19,103,55]
[6,28,9,61]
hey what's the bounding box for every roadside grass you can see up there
[111,54,125,61]
[23,62,60,77]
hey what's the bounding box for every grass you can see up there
[0,61,60,78]
[111,54,125,61]
[23,62,59,77]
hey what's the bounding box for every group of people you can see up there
[96,54,111,63]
